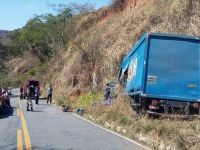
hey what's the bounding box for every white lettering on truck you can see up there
[127,57,137,82]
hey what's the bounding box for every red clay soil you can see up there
[96,0,151,24]
[96,6,111,24]
[125,0,151,9]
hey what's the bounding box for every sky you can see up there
[0,0,111,31]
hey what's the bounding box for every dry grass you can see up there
[83,93,200,150]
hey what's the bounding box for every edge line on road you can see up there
[73,113,152,150]
[18,98,32,150]
[17,108,20,116]
[17,129,23,150]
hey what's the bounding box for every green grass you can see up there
[55,98,65,106]
[78,92,102,108]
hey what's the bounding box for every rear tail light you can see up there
[193,103,199,109]
[152,100,158,106]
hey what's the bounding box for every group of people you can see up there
[20,85,37,111]
[1,81,116,113]
[104,82,115,104]
[0,87,12,111]
[20,84,53,111]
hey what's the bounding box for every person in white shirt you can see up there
[4,87,11,109]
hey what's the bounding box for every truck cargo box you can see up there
[119,33,200,103]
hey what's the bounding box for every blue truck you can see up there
[118,33,200,115]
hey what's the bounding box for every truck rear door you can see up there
[145,35,199,101]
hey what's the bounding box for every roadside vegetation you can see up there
[1,0,200,149]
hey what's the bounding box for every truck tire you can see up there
[131,99,139,113]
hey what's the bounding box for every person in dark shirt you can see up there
[108,84,114,104]
[20,85,23,100]
[47,85,53,104]
[35,86,40,104]
[104,83,110,101]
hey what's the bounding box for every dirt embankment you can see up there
[96,0,151,24]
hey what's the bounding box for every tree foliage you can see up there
[0,42,8,71]
[19,16,53,62]
[1,2,95,64]
[6,29,25,57]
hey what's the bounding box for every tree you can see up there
[47,4,73,45]
[80,33,103,86]
[6,29,25,57]
[47,2,95,45]
[0,42,9,71]
[3,2,96,64]
[20,16,53,62]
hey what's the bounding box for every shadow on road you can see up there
[0,108,14,119]
[10,94,20,98]
[0,143,17,150]
[31,110,43,112]
[35,103,47,105]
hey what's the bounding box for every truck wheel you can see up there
[138,97,143,114]
[131,99,139,113]
[132,104,139,113]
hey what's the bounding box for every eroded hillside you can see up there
[44,0,200,99]
[38,1,200,149]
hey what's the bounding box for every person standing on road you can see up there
[26,85,34,111]
[47,85,53,104]
[4,87,12,109]
[35,86,40,104]
[0,90,6,113]
[20,85,23,100]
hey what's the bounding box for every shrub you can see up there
[28,68,36,76]
[11,78,23,87]
[56,98,65,106]
[118,117,128,126]
[0,77,24,88]
[80,15,97,30]
[78,92,101,108]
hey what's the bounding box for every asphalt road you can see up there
[0,88,152,150]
